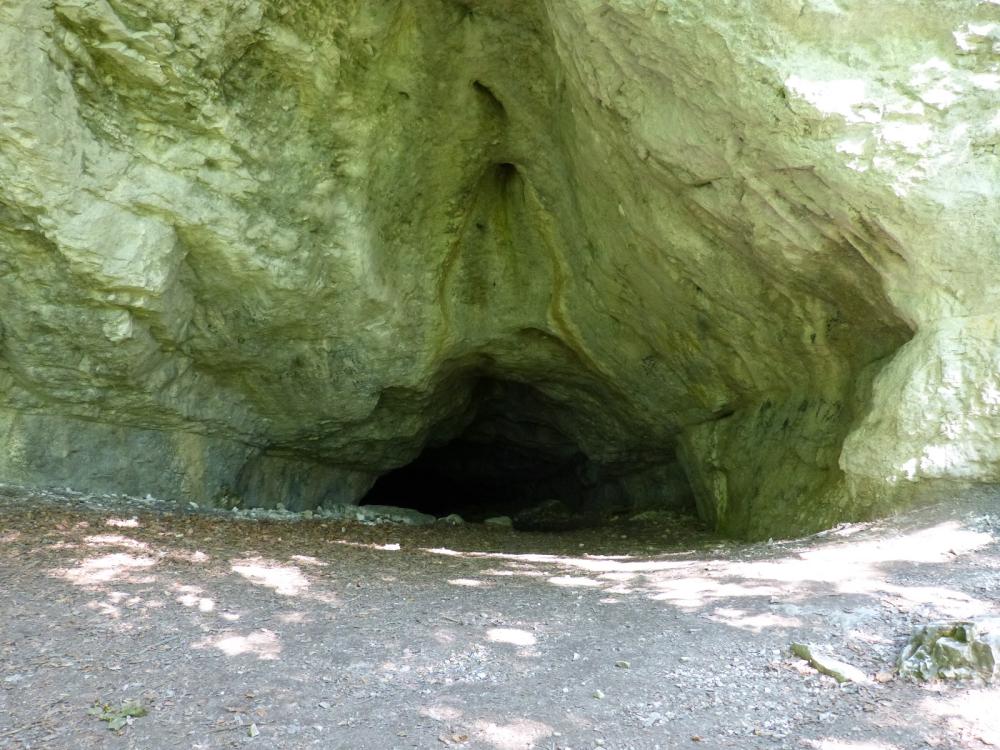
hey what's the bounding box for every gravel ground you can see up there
[1,483,999,750]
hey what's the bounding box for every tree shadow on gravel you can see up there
[2,489,1000,749]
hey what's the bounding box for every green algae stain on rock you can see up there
[0,0,997,538]
[899,620,1000,682]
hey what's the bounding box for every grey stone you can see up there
[898,620,1000,682]
[791,643,869,684]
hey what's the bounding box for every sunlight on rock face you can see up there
[58,552,157,585]
[785,76,870,121]
[897,443,965,480]
[231,559,309,596]
[202,629,281,660]
[471,718,553,750]
[880,121,934,152]
[487,628,537,647]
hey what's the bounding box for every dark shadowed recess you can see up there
[360,377,696,530]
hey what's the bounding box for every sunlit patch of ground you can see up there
[196,628,283,660]
[921,687,1000,746]
[57,551,158,586]
[1,487,999,748]
[231,558,311,596]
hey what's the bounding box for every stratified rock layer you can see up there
[1,0,998,537]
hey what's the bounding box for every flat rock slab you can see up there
[791,642,870,684]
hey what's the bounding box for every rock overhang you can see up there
[1,0,997,538]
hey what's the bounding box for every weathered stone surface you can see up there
[899,620,1000,682]
[1,1,998,537]
[791,642,869,684]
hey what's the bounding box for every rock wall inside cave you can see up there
[0,0,998,538]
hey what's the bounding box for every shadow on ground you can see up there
[1,485,999,749]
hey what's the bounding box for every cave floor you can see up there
[2,486,1000,750]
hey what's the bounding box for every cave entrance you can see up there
[359,378,697,530]
[361,433,591,526]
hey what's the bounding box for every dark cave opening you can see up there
[360,434,592,525]
[359,378,697,530]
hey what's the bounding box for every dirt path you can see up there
[2,485,999,749]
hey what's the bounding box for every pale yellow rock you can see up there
[0,0,997,536]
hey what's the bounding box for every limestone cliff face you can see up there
[0,0,997,537]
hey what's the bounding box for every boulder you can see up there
[899,620,1000,682]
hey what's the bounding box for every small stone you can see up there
[593,689,605,699]
[248,723,260,738]
[615,660,630,669]
[484,516,513,528]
